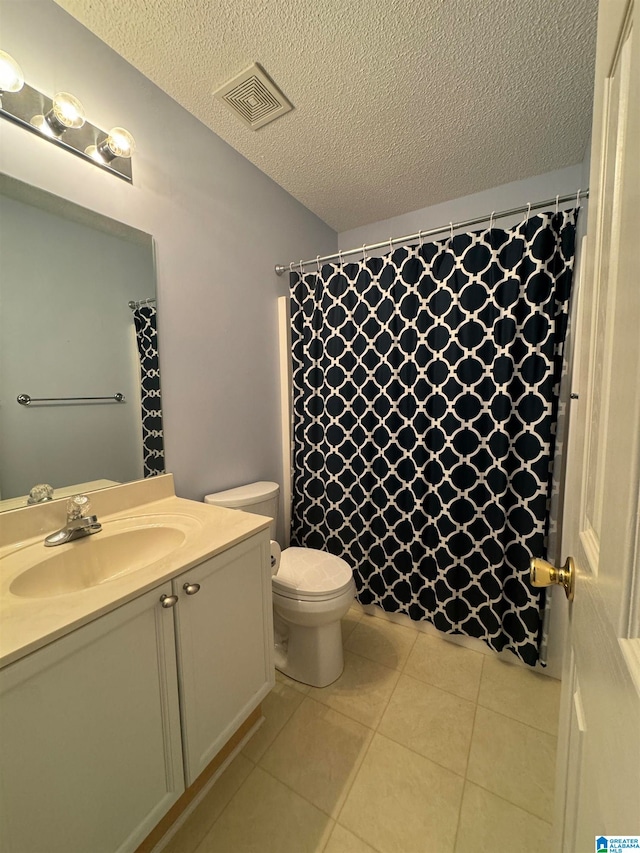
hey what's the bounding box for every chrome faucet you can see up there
[44,494,102,547]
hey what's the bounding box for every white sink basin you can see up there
[7,515,201,598]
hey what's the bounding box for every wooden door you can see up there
[554,0,640,849]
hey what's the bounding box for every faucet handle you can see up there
[27,483,54,504]
[66,494,92,521]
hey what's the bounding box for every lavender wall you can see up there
[0,0,337,520]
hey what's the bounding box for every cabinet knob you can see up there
[183,582,201,596]
[160,593,179,608]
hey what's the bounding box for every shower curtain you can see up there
[132,305,165,477]
[289,210,577,666]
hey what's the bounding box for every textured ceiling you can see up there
[54,0,598,232]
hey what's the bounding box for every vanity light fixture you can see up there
[0,50,24,106]
[0,49,134,183]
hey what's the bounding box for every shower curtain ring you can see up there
[555,195,559,215]
[338,249,344,270]
[418,230,423,248]
[449,222,454,244]
[489,211,495,231]
[299,259,304,276]
[362,244,367,263]
[388,237,393,256]
[289,262,294,272]
[316,255,321,273]
[524,202,531,225]
[576,188,581,208]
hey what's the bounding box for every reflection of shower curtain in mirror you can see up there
[289,210,577,667]
[132,306,165,476]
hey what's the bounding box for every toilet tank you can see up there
[204,481,280,539]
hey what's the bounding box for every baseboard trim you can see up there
[135,705,263,853]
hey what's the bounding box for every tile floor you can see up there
[163,607,560,853]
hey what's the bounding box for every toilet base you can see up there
[273,615,345,688]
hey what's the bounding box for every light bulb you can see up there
[86,126,137,166]
[0,50,24,99]
[32,91,85,137]
[88,126,136,163]
[104,127,136,158]
[51,92,85,129]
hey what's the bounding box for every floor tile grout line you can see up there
[165,752,258,853]
[473,702,559,744]
[342,646,404,674]
[325,679,388,830]
[320,640,415,832]
[451,656,485,852]
[452,777,471,853]
[313,623,490,775]
[462,654,483,779]
[463,656,558,824]
[396,667,480,708]
[343,625,419,675]
[399,623,419,675]
[475,692,561,737]
[258,691,375,772]
[330,734,378,843]
[369,645,487,706]
[306,662,480,783]
[367,728,472,783]
[461,776,555,827]
[364,667,481,781]
[257,694,376,822]
[257,759,342,825]
[331,819,387,853]
[343,629,488,698]
[192,761,262,853]
[242,682,307,762]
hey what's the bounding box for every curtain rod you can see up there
[128,297,156,309]
[274,189,589,276]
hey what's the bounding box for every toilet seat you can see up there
[273,547,353,602]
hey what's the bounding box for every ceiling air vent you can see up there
[215,63,293,130]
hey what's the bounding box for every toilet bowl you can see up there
[204,482,355,687]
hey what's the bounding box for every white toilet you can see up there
[204,482,355,688]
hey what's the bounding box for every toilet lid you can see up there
[273,547,353,599]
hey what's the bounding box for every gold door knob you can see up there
[530,556,575,601]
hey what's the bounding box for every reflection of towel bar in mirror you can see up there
[17,393,126,406]
[128,298,156,309]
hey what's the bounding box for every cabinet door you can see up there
[0,583,184,853]
[174,532,274,784]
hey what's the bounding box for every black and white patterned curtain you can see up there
[132,305,165,477]
[290,210,577,666]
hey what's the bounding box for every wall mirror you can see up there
[0,173,163,511]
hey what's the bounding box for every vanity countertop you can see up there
[0,475,270,668]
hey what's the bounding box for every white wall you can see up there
[339,165,584,250]
[0,0,337,525]
[0,193,153,498]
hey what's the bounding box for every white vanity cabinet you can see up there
[172,532,274,784]
[0,528,273,853]
[0,581,185,853]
